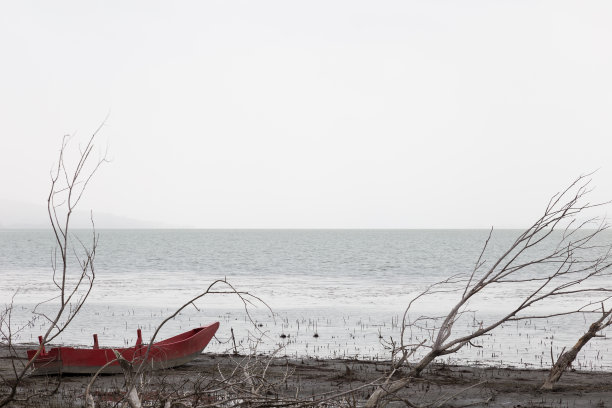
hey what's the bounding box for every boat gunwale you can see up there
[26,323,219,374]
[30,325,215,354]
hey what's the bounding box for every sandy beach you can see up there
[3,344,612,407]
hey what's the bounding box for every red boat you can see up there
[27,322,220,375]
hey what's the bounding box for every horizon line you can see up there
[0,226,602,231]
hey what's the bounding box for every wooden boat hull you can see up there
[27,322,219,375]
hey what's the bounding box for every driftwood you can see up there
[113,350,143,408]
[541,305,612,390]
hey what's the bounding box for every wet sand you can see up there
[156,356,612,407]
[2,345,612,407]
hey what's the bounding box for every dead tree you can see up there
[366,175,612,407]
[0,129,107,407]
[541,303,612,390]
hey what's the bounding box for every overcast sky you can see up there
[1,1,611,228]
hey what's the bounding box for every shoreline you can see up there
[3,346,612,407]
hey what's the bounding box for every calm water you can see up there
[1,229,612,370]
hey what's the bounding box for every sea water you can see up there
[1,229,612,370]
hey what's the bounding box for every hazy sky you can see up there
[1,1,611,228]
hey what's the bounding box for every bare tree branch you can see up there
[365,174,612,407]
[1,127,107,407]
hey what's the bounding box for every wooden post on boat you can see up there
[93,334,99,350]
[37,336,46,354]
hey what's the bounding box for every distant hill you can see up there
[0,199,166,229]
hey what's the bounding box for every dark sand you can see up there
[2,345,612,407]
